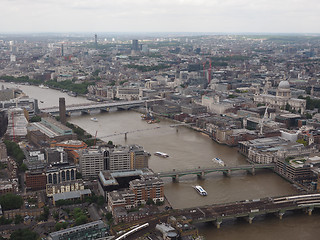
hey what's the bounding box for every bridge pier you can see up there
[223,169,231,177]
[276,210,285,220]
[245,215,254,224]
[215,219,222,229]
[100,108,109,113]
[306,207,314,216]
[81,110,90,115]
[172,175,179,182]
[247,167,256,176]
[197,171,205,180]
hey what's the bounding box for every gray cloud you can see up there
[1,0,319,33]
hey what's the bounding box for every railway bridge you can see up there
[41,99,161,116]
[177,193,320,228]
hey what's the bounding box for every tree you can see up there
[106,212,113,222]
[305,112,313,119]
[19,163,28,172]
[146,198,154,205]
[3,140,25,169]
[55,222,62,231]
[0,216,12,225]
[14,215,23,224]
[0,193,23,210]
[29,115,41,122]
[297,139,308,146]
[53,211,59,221]
[97,196,105,207]
[10,229,38,240]
[75,215,87,226]
[39,206,50,221]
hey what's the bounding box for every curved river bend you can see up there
[3,82,320,240]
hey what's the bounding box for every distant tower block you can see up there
[61,44,64,57]
[132,39,139,51]
[59,98,66,125]
[94,34,98,49]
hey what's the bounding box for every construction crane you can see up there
[259,105,269,135]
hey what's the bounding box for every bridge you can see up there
[41,99,161,116]
[177,193,320,228]
[98,126,161,140]
[158,164,275,181]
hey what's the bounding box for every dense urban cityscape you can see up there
[1,33,320,239]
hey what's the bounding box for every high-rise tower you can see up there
[94,34,98,49]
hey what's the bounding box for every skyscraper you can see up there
[94,34,98,49]
[61,44,64,57]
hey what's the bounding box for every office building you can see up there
[25,171,47,190]
[79,148,105,179]
[106,146,131,171]
[107,175,164,212]
[97,168,154,200]
[46,179,85,197]
[46,164,77,184]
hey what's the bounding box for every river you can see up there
[3,82,320,240]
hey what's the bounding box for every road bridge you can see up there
[41,99,161,116]
[158,164,275,181]
[177,193,320,228]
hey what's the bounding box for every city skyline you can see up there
[1,0,320,33]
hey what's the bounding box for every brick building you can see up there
[25,171,47,190]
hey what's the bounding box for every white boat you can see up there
[39,84,49,89]
[213,157,225,166]
[154,152,169,158]
[194,185,207,196]
[90,117,98,122]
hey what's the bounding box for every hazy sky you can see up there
[1,0,320,33]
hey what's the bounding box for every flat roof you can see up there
[53,189,91,202]
[49,220,105,237]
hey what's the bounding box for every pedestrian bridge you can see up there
[158,164,275,181]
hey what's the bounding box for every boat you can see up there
[68,91,77,97]
[147,119,160,124]
[154,152,169,158]
[194,185,207,196]
[90,117,98,122]
[39,84,49,89]
[213,157,225,166]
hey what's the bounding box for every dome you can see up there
[278,80,290,89]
